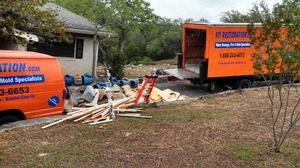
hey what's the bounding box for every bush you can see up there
[130,56,152,65]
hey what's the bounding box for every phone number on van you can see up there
[0,87,29,96]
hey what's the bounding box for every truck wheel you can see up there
[236,79,252,89]
[208,81,221,92]
[0,115,21,125]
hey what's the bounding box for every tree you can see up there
[248,0,300,152]
[184,17,209,23]
[55,0,157,78]
[220,10,249,23]
[52,0,112,78]
[146,18,182,60]
[220,3,264,23]
[0,0,68,44]
[88,0,112,79]
[107,0,156,77]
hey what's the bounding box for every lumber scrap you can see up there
[73,107,105,122]
[42,96,137,129]
[122,85,136,97]
[83,113,110,124]
[42,103,109,128]
[116,114,152,119]
[114,109,141,112]
[117,103,135,109]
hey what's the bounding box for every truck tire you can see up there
[208,81,222,92]
[0,115,22,125]
[236,79,252,89]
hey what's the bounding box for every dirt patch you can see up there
[97,64,176,79]
[1,89,300,167]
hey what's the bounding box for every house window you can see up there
[75,39,84,59]
[27,38,85,59]
[28,41,75,58]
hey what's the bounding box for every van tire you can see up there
[0,115,22,125]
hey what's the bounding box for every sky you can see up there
[146,0,281,22]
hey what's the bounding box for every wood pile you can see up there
[42,96,151,129]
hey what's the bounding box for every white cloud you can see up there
[146,0,281,22]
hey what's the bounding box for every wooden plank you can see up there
[116,114,152,119]
[122,85,136,97]
[114,109,141,112]
[117,103,135,109]
[73,107,105,122]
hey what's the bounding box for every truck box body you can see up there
[166,23,263,86]
[0,50,65,120]
[184,23,255,79]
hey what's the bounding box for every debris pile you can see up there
[43,74,188,129]
[42,96,151,129]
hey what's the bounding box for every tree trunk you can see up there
[119,29,126,57]
[92,25,99,79]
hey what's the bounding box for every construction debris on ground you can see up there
[42,75,188,129]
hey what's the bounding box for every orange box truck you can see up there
[165,23,260,91]
[0,50,65,124]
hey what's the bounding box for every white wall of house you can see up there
[57,36,98,76]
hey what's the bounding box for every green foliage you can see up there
[248,0,300,79]
[106,46,126,78]
[220,10,250,23]
[248,0,300,152]
[0,0,68,43]
[108,0,156,77]
[220,2,267,23]
[130,56,152,65]
[146,18,182,60]
[53,0,156,77]
[53,0,210,77]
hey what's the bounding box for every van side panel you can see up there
[207,26,254,78]
[0,55,65,119]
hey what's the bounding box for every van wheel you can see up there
[236,79,252,89]
[0,115,21,125]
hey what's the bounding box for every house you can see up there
[27,3,108,76]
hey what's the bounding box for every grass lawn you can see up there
[1,89,300,167]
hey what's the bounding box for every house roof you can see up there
[43,3,107,36]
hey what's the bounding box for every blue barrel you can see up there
[96,81,106,89]
[129,79,139,88]
[119,80,130,86]
[64,75,74,86]
[111,77,119,86]
[82,73,93,85]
